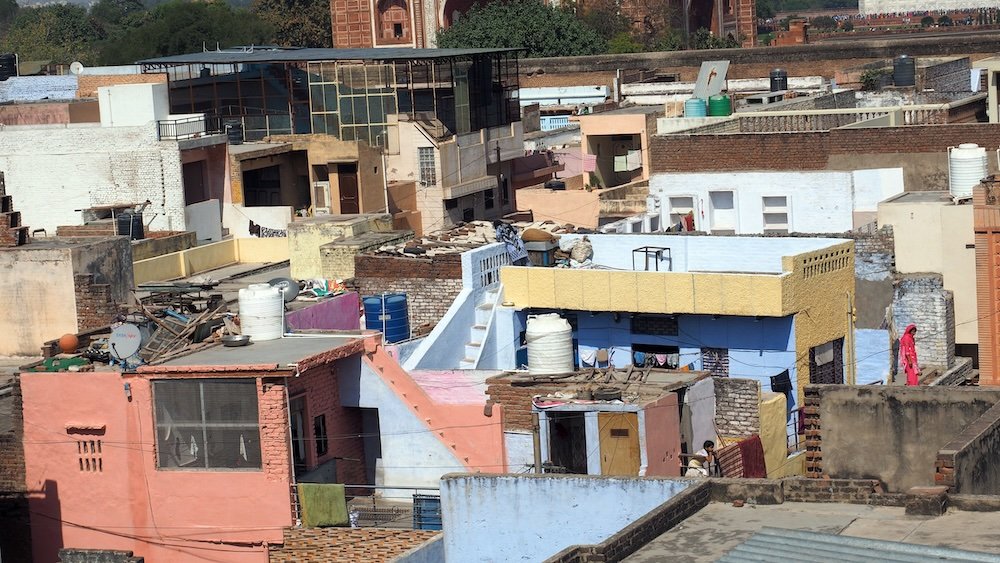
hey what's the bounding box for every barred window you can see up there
[418,147,437,185]
[153,379,262,470]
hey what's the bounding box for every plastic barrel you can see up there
[893,55,915,87]
[770,69,788,92]
[684,98,707,117]
[116,212,144,240]
[708,95,732,117]
[363,293,410,343]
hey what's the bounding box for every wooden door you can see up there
[338,163,360,214]
[599,412,640,476]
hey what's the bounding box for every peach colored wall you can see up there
[643,394,682,477]
[362,337,506,472]
[515,188,601,228]
[21,371,292,563]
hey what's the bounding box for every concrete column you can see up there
[585,411,601,475]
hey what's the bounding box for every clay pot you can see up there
[58,333,79,354]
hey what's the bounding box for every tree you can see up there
[690,27,738,49]
[0,0,18,32]
[251,0,331,47]
[576,0,631,41]
[607,31,642,53]
[436,0,605,59]
[98,0,272,65]
[937,14,952,26]
[756,0,776,20]
[810,15,836,30]
[920,15,934,26]
[0,4,104,63]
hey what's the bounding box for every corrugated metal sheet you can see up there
[139,47,520,66]
[718,527,1000,563]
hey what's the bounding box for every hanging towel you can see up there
[626,149,642,171]
[655,354,668,367]
[633,351,646,366]
[582,153,597,172]
[580,349,597,367]
[716,443,744,478]
[613,154,628,172]
[298,483,349,527]
[739,435,767,478]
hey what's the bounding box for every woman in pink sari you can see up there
[900,324,921,386]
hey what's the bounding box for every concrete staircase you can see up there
[459,286,501,369]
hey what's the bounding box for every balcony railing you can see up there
[156,114,223,141]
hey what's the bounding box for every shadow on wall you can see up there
[29,479,61,563]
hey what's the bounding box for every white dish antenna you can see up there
[69,61,84,75]
[109,323,143,360]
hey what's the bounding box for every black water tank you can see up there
[0,54,17,82]
[225,121,243,145]
[544,179,566,190]
[769,69,788,92]
[116,212,144,240]
[893,55,916,87]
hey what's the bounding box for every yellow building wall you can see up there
[134,238,290,285]
[759,392,804,478]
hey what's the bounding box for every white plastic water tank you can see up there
[238,283,284,341]
[949,143,988,200]
[526,313,574,375]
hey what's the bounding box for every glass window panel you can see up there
[310,84,325,112]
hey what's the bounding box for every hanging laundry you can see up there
[738,435,767,478]
[613,154,628,172]
[580,349,597,367]
[683,212,695,232]
[239,433,248,461]
[633,351,646,366]
[625,149,642,171]
[582,153,597,172]
[655,353,668,367]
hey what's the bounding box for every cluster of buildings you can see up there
[5,28,1000,563]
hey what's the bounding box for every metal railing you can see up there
[290,484,440,530]
[787,407,803,453]
[156,114,223,141]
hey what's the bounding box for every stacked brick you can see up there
[713,377,761,438]
[352,253,464,330]
[59,549,144,563]
[803,386,823,478]
[269,528,439,563]
[486,377,569,432]
[74,274,122,332]
[0,377,31,562]
[0,173,28,247]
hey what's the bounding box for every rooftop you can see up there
[0,235,124,251]
[492,367,709,405]
[139,47,520,66]
[369,220,578,258]
[587,105,663,116]
[626,502,1000,562]
[882,191,970,205]
[152,334,363,370]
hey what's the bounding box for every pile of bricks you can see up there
[803,386,823,478]
[269,528,439,563]
[0,172,28,247]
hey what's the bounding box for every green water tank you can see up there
[708,94,732,117]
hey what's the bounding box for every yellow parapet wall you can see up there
[133,238,290,285]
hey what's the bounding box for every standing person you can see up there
[900,324,921,386]
[494,220,530,266]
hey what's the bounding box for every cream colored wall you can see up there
[759,392,802,478]
[387,122,443,229]
[133,238,291,284]
[878,200,976,344]
[515,189,601,228]
[0,247,77,356]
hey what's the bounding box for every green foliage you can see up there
[436,0,605,58]
[607,31,642,53]
[937,15,952,26]
[756,0,776,20]
[652,29,682,51]
[0,0,18,31]
[690,27,738,50]
[0,4,104,63]
[859,68,889,90]
[810,15,836,30]
[251,0,331,47]
[920,15,934,26]
[577,1,630,41]
[98,0,272,65]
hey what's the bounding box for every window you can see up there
[77,439,102,472]
[314,415,328,457]
[153,379,262,470]
[418,147,437,185]
[463,208,475,222]
[445,198,458,210]
[393,23,403,38]
[668,196,694,227]
[485,188,495,209]
[500,175,510,206]
[762,196,789,234]
[709,191,736,234]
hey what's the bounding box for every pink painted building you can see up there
[21,335,366,563]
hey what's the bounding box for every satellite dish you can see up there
[268,277,301,303]
[69,61,84,75]
[109,323,142,360]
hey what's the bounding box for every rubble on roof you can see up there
[370,220,581,257]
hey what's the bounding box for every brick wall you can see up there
[286,363,366,485]
[0,376,31,562]
[259,379,293,483]
[74,274,123,332]
[650,124,1000,175]
[352,254,464,330]
[77,73,167,99]
[486,378,571,432]
[936,402,1000,494]
[713,377,761,438]
[892,274,955,370]
[545,482,712,563]
[320,232,413,280]
[803,386,823,478]
[0,124,186,234]
[269,527,439,562]
[59,549,143,563]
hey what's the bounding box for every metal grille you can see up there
[153,379,262,469]
[418,147,436,185]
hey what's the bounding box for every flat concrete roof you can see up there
[158,334,362,367]
[140,47,519,66]
[625,502,1000,562]
[882,191,966,204]
[589,105,662,116]
[0,236,124,251]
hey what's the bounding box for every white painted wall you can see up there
[222,203,294,238]
[504,431,534,472]
[184,199,223,242]
[98,82,170,127]
[519,86,610,106]
[0,124,186,232]
[339,361,464,497]
[649,169,904,235]
[440,474,691,562]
